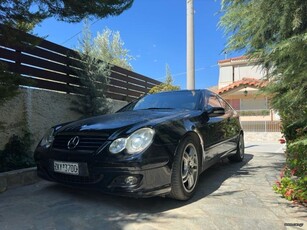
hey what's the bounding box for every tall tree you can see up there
[72,22,110,117]
[93,27,134,70]
[149,64,180,94]
[73,21,135,116]
[219,0,307,141]
[0,0,134,30]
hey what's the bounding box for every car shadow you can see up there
[39,154,256,228]
[244,144,258,149]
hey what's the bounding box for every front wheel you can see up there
[228,134,244,162]
[169,136,200,200]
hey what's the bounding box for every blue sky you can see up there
[34,0,238,89]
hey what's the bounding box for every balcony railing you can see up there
[237,109,270,116]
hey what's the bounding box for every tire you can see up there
[228,134,244,162]
[169,136,200,200]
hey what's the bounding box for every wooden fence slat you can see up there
[0,46,19,60]
[19,53,68,74]
[27,78,79,94]
[110,71,146,87]
[1,60,80,84]
[106,92,137,102]
[108,78,146,93]
[0,24,160,101]
[22,46,68,64]
[111,65,160,85]
[107,85,143,98]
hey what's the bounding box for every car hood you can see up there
[56,109,200,139]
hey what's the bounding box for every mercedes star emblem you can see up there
[67,136,80,150]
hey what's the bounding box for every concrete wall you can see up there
[0,88,127,153]
[244,132,282,143]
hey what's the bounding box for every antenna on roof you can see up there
[224,51,228,60]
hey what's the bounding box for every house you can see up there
[213,56,281,134]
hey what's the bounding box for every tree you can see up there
[72,23,110,117]
[93,27,134,70]
[219,0,307,204]
[76,21,134,70]
[149,64,180,94]
[0,62,34,106]
[219,0,307,140]
[0,0,134,30]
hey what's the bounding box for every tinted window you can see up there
[118,91,200,112]
[207,94,222,108]
[217,96,232,114]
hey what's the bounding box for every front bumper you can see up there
[36,159,172,198]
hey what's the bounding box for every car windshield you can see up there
[119,91,201,112]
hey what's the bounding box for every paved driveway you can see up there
[0,143,306,230]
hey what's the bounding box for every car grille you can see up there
[52,134,108,152]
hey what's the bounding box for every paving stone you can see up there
[0,177,7,193]
[0,143,306,230]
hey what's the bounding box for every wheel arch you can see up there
[175,131,204,170]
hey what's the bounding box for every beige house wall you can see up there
[219,66,233,88]
[0,88,128,153]
[241,98,267,110]
[218,61,266,88]
[233,64,265,81]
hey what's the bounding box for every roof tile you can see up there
[218,78,268,94]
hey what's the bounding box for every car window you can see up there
[117,91,201,112]
[218,96,234,114]
[207,94,222,108]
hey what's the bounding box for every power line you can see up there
[156,67,206,80]
[61,19,101,45]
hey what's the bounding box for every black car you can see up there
[34,89,244,200]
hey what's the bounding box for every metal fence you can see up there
[240,121,281,132]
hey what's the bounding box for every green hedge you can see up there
[0,133,35,173]
[274,138,307,203]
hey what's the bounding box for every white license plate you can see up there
[54,161,79,175]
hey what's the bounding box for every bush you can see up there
[0,132,35,173]
[273,138,307,204]
[287,139,307,177]
[149,83,180,94]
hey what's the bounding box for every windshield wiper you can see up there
[139,107,175,110]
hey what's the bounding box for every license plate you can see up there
[54,161,79,175]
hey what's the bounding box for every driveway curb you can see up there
[0,167,40,193]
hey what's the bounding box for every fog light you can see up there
[111,175,141,188]
[125,176,138,185]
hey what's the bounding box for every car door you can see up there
[217,96,240,152]
[198,92,225,162]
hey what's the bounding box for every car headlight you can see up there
[109,128,155,154]
[40,128,55,148]
[109,138,127,154]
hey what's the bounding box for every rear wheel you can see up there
[228,134,244,162]
[169,136,200,200]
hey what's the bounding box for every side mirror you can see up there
[207,107,225,117]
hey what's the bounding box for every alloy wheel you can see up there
[181,143,199,193]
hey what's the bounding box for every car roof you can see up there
[152,89,213,95]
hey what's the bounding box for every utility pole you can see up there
[187,0,195,90]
